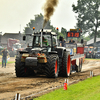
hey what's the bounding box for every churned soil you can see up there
[0,58,100,100]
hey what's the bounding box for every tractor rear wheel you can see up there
[15,56,28,77]
[79,59,82,72]
[58,58,63,76]
[45,54,59,78]
[62,51,71,77]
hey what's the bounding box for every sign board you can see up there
[89,46,93,48]
[70,49,73,55]
[67,32,80,38]
[70,29,77,31]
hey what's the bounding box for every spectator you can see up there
[60,38,66,47]
[1,48,8,68]
[69,38,75,44]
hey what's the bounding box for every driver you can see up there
[42,36,48,46]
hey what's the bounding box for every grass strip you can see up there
[34,76,100,100]
[0,61,15,64]
[85,58,100,60]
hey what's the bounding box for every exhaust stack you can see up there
[41,29,43,48]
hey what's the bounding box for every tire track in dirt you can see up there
[0,59,100,100]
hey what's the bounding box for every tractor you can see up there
[15,28,84,78]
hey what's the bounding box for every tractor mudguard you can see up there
[56,47,66,58]
[49,51,58,54]
[19,51,28,54]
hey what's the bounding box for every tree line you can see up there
[23,0,100,42]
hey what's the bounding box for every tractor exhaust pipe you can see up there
[41,29,43,48]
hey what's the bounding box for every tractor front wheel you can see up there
[15,56,28,77]
[45,54,59,78]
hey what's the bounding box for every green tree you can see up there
[84,36,90,41]
[24,13,56,34]
[72,0,100,46]
[24,13,43,34]
[24,13,64,40]
[97,30,100,37]
[61,27,67,39]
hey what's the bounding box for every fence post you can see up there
[15,93,20,100]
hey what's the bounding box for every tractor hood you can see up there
[31,48,47,53]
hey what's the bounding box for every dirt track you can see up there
[0,58,100,100]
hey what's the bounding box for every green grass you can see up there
[34,76,100,100]
[85,58,100,60]
[0,61,15,64]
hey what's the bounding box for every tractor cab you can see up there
[23,29,58,55]
[33,30,57,47]
[13,43,21,50]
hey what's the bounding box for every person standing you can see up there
[1,48,8,68]
[60,38,66,47]
[69,38,75,44]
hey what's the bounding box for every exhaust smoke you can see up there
[43,0,59,28]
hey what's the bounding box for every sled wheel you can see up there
[76,59,81,72]
[79,58,82,72]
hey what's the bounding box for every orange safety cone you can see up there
[64,79,67,90]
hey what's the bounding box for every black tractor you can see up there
[15,29,71,78]
[86,46,94,58]
[93,46,100,58]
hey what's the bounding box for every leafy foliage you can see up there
[72,0,100,41]
[24,13,55,33]
[61,27,67,39]
[23,13,64,39]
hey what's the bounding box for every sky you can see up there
[0,0,77,34]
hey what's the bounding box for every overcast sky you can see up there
[0,0,77,34]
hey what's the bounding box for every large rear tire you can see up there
[45,54,59,78]
[58,58,63,76]
[76,59,82,72]
[15,56,28,77]
[62,51,71,77]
